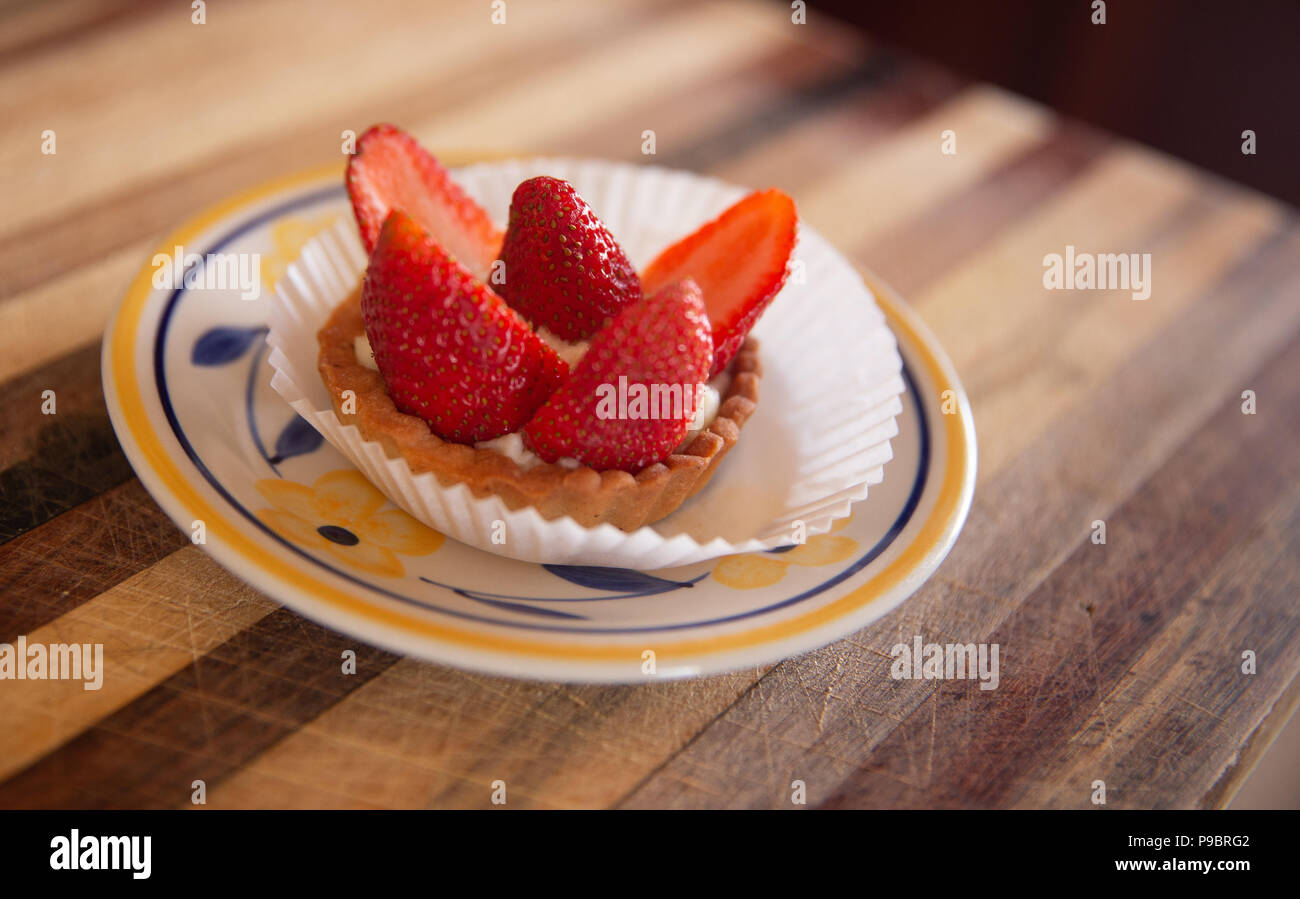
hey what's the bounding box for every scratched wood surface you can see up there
[0,0,1296,809]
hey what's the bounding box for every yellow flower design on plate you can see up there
[255,470,443,578]
[261,213,339,290]
[713,518,858,589]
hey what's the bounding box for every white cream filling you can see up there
[353,334,379,371]
[676,376,726,450]
[476,432,581,470]
[477,374,727,467]
[536,326,590,368]
[357,330,728,468]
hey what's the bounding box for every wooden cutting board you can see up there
[0,0,1296,809]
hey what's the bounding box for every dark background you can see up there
[811,0,1300,207]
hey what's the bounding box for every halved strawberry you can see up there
[496,176,641,341]
[641,188,796,378]
[361,210,568,444]
[346,124,503,281]
[523,279,713,473]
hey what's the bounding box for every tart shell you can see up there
[317,288,761,531]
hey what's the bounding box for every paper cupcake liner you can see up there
[266,159,905,568]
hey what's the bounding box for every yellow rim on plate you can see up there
[103,161,976,672]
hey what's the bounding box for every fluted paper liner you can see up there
[266,159,905,568]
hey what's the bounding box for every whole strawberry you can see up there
[523,279,713,472]
[496,176,641,341]
[362,210,568,444]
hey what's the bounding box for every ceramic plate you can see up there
[102,162,977,682]
[268,158,909,568]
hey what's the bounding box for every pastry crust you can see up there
[317,287,761,531]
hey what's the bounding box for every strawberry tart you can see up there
[316,124,797,531]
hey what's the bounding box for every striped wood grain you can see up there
[0,0,1295,809]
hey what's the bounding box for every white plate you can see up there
[102,162,977,682]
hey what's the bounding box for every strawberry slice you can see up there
[361,210,568,444]
[495,176,641,341]
[641,188,796,378]
[347,123,503,281]
[523,279,713,473]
